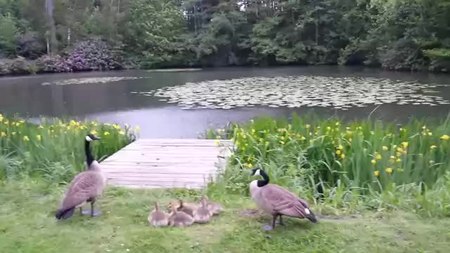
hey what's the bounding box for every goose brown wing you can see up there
[60,171,103,210]
[260,184,309,217]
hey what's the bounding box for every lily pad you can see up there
[134,75,449,110]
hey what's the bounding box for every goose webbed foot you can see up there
[262,224,274,231]
[81,209,102,216]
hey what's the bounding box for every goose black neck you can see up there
[84,140,95,167]
[257,170,269,187]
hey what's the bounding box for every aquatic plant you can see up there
[139,76,450,110]
[207,114,450,216]
[0,113,136,183]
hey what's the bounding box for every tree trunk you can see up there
[45,0,58,54]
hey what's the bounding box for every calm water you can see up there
[0,66,449,138]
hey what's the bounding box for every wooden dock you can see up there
[100,139,234,189]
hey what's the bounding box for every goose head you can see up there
[85,133,101,142]
[249,167,269,188]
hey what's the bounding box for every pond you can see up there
[0,66,449,138]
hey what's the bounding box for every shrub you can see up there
[5,57,37,75]
[65,39,123,72]
[379,38,425,71]
[36,55,71,73]
[16,32,46,60]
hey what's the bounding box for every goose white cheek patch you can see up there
[304,208,311,215]
[254,169,261,176]
[85,136,93,142]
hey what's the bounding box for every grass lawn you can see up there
[1,181,449,253]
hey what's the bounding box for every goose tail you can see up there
[55,207,75,220]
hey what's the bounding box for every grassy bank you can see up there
[0,113,136,183]
[1,181,449,253]
[1,113,450,252]
[207,114,450,217]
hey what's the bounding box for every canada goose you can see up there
[168,200,198,217]
[168,201,194,227]
[249,168,317,231]
[55,133,105,219]
[202,195,222,215]
[148,202,169,227]
[84,133,101,171]
[193,197,212,224]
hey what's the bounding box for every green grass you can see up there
[0,181,449,253]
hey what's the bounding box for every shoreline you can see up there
[1,62,449,79]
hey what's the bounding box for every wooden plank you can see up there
[99,138,233,189]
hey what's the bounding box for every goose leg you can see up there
[261,215,277,231]
[79,207,83,215]
[81,199,101,217]
[89,201,101,217]
[278,215,285,226]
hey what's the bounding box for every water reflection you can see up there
[0,66,449,138]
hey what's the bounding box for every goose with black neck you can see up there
[55,133,106,220]
[249,167,318,231]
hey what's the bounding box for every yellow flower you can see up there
[337,144,343,150]
[12,132,16,135]
[371,159,376,165]
[0,131,6,137]
[300,136,306,141]
[326,126,331,131]
[91,130,98,135]
[104,132,110,136]
[396,158,401,163]
[38,125,44,129]
[382,146,388,151]
[385,168,393,174]
[23,136,30,142]
[305,124,310,129]
[428,132,432,136]
[401,142,408,148]
[375,153,382,160]
[0,114,3,122]
[440,134,449,141]
[396,152,402,157]
[251,129,256,134]
[374,170,380,177]
[340,154,345,159]
[280,141,285,145]
[396,147,403,153]
[113,124,121,130]
[36,135,41,141]
[430,145,437,150]
[119,131,125,135]
[390,155,395,159]
[336,150,342,155]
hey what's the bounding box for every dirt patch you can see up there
[238,208,264,218]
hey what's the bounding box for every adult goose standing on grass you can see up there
[249,168,318,231]
[55,133,106,220]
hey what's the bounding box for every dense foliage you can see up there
[207,114,450,216]
[0,113,136,183]
[0,0,449,74]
